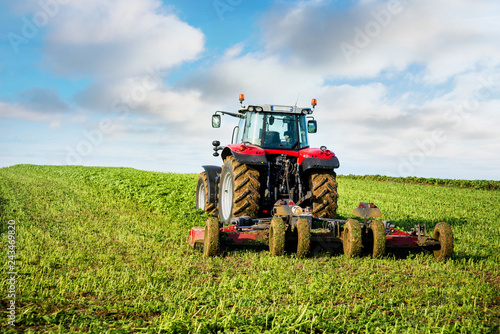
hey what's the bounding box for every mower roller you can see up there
[191,95,454,260]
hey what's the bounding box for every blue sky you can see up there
[1,0,499,180]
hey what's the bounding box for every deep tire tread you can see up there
[310,170,339,218]
[221,156,260,221]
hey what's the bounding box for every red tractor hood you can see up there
[224,144,336,165]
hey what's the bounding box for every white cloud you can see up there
[0,101,62,128]
[260,0,500,82]
[181,52,325,106]
[28,0,210,135]
[316,83,402,121]
[41,0,205,79]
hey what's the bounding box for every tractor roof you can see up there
[238,104,314,115]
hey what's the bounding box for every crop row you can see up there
[339,174,500,190]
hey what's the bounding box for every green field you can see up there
[1,165,499,333]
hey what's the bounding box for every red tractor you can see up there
[191,95,454,260]
[196,94,339,223]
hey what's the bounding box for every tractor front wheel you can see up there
[218,155,260,224]
[343,219,362,258]
[433,222,453,261]
[204,217,220,257]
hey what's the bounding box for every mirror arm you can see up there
[216,110,244,119]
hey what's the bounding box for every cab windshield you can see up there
[241,112,309,149]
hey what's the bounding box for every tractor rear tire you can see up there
[295,218,310,259]
[196,172,217,215]
[369,220,386,258]
[433,222,453,261]
[269,217,286,256]
[310,170,338,218]
[219,155,260,224]
[343,219,362,258]
[204,217,220,257]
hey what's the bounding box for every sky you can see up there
[0,0,499,180]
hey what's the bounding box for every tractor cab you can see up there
[212,95,318,151]
[239,111,310,150]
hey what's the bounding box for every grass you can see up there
[0,165,499,333]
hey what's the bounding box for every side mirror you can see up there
[307,120,317,133]
[212,114,221,128]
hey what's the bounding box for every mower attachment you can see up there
[189,202,453,260]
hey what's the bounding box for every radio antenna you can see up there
[294,92,301,108]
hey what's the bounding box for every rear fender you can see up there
[301,156,340,172]
[202,165,221,204]
[298,148,340,172]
